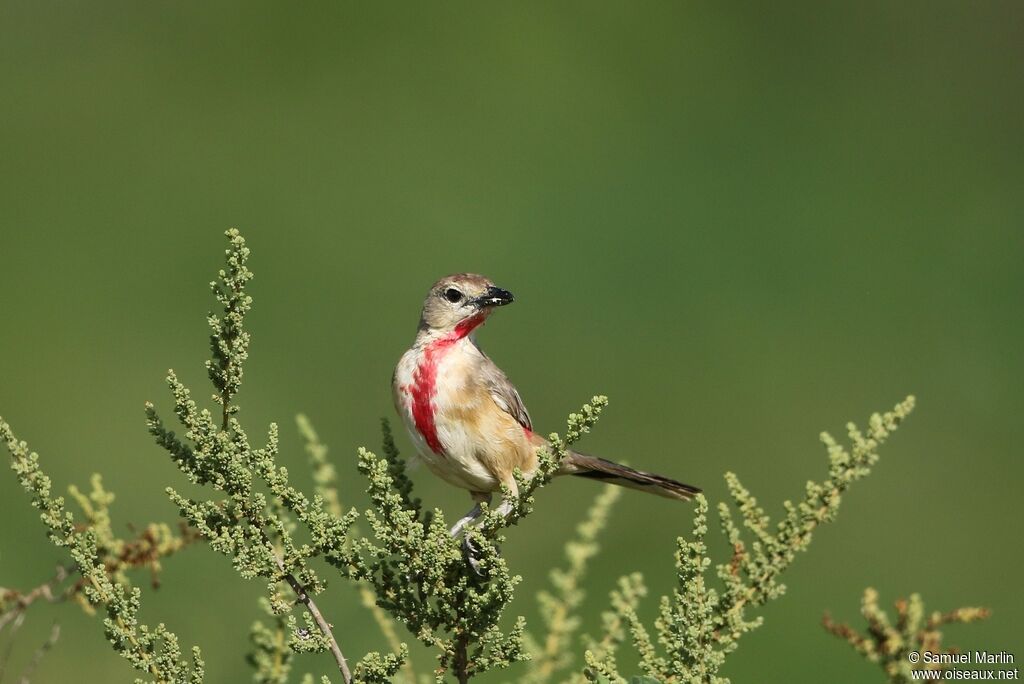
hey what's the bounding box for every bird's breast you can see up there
[394,341,489,482]
[394,337,535,492]
[396,338,466,452]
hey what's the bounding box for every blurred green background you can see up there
[1,2,1021,682]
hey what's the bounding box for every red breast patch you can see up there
[408,314,486,454]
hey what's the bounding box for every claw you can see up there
[462,535,485,575]
[449,495,506,574]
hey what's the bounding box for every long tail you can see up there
[561,451,701,502]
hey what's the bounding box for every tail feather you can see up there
[563,452,700,502]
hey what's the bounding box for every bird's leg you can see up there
[462,480,520,572]
[449,504,481,538]
[450,492,491,538]
[492,499,514,519]
[492,478,519,521]
[451,492,494,575]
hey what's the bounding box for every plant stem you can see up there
[221,368,349,682]
[454,632,470,684]
[279,568,352,683]
[252,517,352,684]
[0,564,74,633]
[84,574,163,680]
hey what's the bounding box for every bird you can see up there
[392,273,700,539]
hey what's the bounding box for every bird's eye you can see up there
[443,288,464,303]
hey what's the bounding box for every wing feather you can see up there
[480,357,532,431]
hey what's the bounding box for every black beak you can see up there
[474,286,514,308]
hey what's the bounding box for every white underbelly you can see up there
[417,443,498,492]
[397,413,497,492]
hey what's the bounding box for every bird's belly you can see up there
[417,428,500,492]
[398,413,500,492]
[395,372,500,492]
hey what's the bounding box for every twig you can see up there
[0,610,25,682]
[0,565,74,634]
[0,521,200,638]
[280,569,351,684]
[18,622,61,683]
[252,516,352,684]
[453,632,470,684]
[83,574,163,680]
[299,414,413,682]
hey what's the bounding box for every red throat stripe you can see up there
[409,314,486,454]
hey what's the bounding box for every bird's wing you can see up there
[479,356,533,431]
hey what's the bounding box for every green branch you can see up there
[1,419,204,684]
[823,588,990,683]
[585,396,916,684]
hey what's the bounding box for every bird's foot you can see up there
[461,533,502,575]
[462,534,484,575]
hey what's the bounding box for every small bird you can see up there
[393,273,700,537]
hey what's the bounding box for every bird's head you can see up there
[418,273,514,337]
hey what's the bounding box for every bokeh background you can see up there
[1,2,1021,682]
